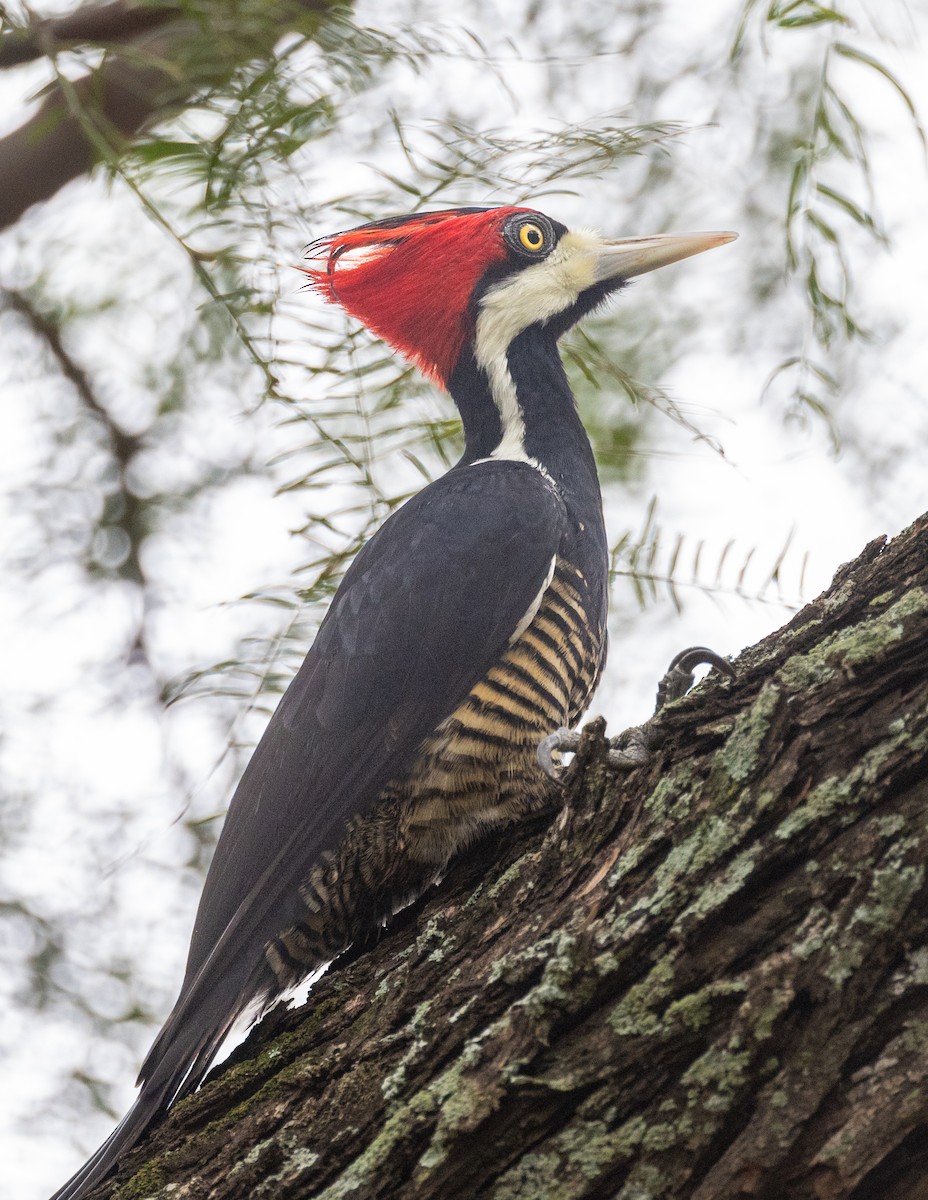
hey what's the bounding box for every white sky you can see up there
[1,1,927,1197]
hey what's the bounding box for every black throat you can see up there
[448,327,600,501]
[446,323,607,584]
[505,324,602,511]
[445,347,504,463]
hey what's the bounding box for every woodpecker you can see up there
[52,205,735,1199]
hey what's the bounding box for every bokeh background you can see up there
[1,0,926,1195]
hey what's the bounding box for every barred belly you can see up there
[393,559,604,863]
[265,559,604,986]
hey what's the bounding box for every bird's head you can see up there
[302,206,736,388]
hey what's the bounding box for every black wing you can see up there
[53,460,566,1200]
[146,458,566,1086]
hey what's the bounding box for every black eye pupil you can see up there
[527,229,540,244]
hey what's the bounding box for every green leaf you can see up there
[834,42,927,151]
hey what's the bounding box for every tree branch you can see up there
[2,286,141,463]
[0,21,193,232]
[80,512,928,1199]
[0,0,175,68]
[1,284,152,622]
[0,0,337,232]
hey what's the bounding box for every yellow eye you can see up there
[518,222,546,252]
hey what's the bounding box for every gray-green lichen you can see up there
[608,956,676,1038]
[681,1044,752,1117]
[903,947,928,988]
[315,1088,440,1198]
[115,1164,177,1199]
[489,1147,577,1200]
[776,717,928,842]
[713,683,782,784]
[779,588,928,692]
[490,1114,637,1198]
[253,1145,320,1195]
[616,1161,673,1199]
[674,846,759,931]
[381,1000,437,1100]
[487,853,537,899]
[414,1055,493,1173]
[664,979,748,1033]
[511,929,580,1022]
[823,853,925,990]
[487,925,569,989]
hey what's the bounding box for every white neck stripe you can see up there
[472,229,600,465]
[473,311,528,461]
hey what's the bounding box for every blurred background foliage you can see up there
[0,0,925,1192]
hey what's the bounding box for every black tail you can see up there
[49,985,249,1200]
[49,1085,170,1200]
[50,1022,240,1200]
[50,1031,231,1200]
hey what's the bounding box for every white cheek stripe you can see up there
[472,230,600,467]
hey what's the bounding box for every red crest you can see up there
[302,207,530,385]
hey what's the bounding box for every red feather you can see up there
[302,207,530,385]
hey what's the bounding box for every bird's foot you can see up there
[537,645,734,782]
[537,722,657,780]
[536,727,582,778]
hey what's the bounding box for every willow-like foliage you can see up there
[0,0,922,1189]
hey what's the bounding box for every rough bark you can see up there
[90,512,928,1200]
[0,0,335,233]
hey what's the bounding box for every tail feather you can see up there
[49,1087,169,1200]
[50,915,281,1199]
[49,1009,241,1200]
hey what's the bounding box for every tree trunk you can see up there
[91,512,928,1200]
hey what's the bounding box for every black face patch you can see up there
[501,212,563,261]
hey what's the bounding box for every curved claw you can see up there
[537,727,582,781]
[656,645,734,711]
[666,646,734,678]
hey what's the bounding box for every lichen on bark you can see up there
[93,513,928,1200]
